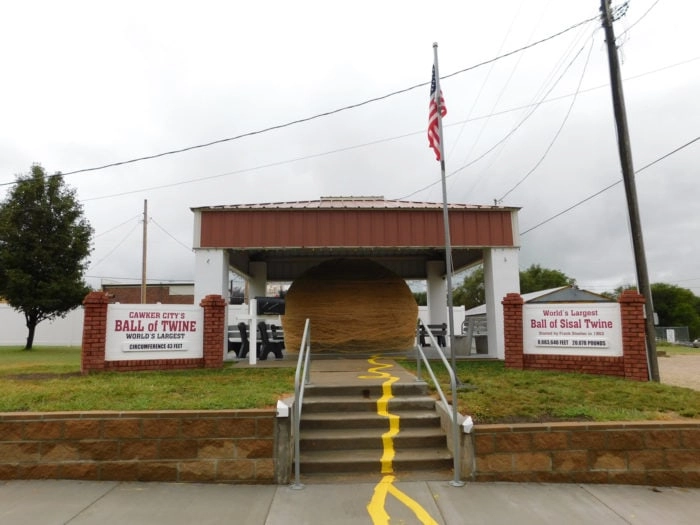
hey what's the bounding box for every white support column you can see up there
[483,247,520,359]
[426,260,447,325]
[246,263,267,366]
[248,261,268,300]
[194,249,229,305]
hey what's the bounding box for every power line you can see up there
[456,18,599,201]
[447,0,527,163]
[74,54,698,204]
[396,36,591,201]
[93,214,141,238]
[0,14,600,189]
[88,221,141,271]
[619,0,662,38]
[150,218,192,253]
[520,134,700,235]
[497,36,595,203]
[447,0,561,198]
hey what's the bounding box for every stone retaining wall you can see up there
[3,411,698,487]
[472,420,700,487]
[0,410,279,483]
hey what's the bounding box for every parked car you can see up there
[693,339,700,348]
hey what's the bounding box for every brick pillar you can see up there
[81,292,110,373]
[200,294,226,369]
[502,293,524,369]
[619,290,649,381]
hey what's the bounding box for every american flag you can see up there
[428,65,447,161]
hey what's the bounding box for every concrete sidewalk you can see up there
[1,479,699,525]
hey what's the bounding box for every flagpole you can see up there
[433,43,464,487]
[432,43,457,373]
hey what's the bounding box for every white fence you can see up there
[0,304,84,346]
[417,306,466,329]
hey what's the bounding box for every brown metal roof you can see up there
[191,196,518,212]
[192,197,520,280]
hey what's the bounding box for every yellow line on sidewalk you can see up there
[360,356,439,525]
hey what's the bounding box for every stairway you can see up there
[297,364,454,482]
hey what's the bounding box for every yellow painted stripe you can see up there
[360,357,399,473]
[361,357,440,525]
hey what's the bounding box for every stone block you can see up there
[142,419,180,439]
[217,459,255,481]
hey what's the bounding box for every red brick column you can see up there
[619,290,649,381]
[502,293,524,369]
[200,294,226,369]
[81,291,110,373]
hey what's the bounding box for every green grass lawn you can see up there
[0,346,295,412]
[400,359,700,424]
[657,340,700,356]
[2,346,699,423]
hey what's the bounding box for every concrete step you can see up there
[302,395,436,413]
[295,359,453,481]
[297,468,455,484]
[303,382,429,398]
[300,426,447,451]
[299,447,454,474]
[300,410,442,430]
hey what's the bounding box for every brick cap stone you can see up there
[619,290,645,304]
[199,294,226,307]
[502,293,524,305]
[83,291,110,306]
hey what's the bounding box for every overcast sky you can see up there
[1,0,698,296]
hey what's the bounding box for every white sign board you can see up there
[523,302,622,357]
[105,304,203,361]
[666,329,676,343]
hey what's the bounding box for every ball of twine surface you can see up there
[283,258,418,353]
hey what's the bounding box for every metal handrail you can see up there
[290,318,311,490]
[416,320,464,487]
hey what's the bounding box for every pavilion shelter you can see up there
[191,196,520,359]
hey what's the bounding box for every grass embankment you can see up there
[2,346,700,423]
[657,340,700,356]
[400,356,700,424]
[0,346,295,412]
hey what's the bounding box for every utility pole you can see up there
[600,0,660,381]
[141,199,148,304]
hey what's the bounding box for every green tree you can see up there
[453,267,485,310]
[519,264,575,294]
[600,284,635,300]
[603,283,700,339]
[452,264,575,309]
[0,165,93,349]
[650,283,700,339]
[412,291,427,306]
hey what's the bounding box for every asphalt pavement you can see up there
[1,478,699,525]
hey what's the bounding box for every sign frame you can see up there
[523,302,623,357]
[105,304,204,361]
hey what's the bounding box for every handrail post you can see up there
[290,318,311,490]
[450,372,464,487]
[416,320,465,487]
[416,326,423,382]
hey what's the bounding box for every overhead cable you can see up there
[396,38,591,201]
[519,134,700,235]
[77,55,698,204]
[0,13,599,188]
[150,218,192,253]
[497,36,595,203]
